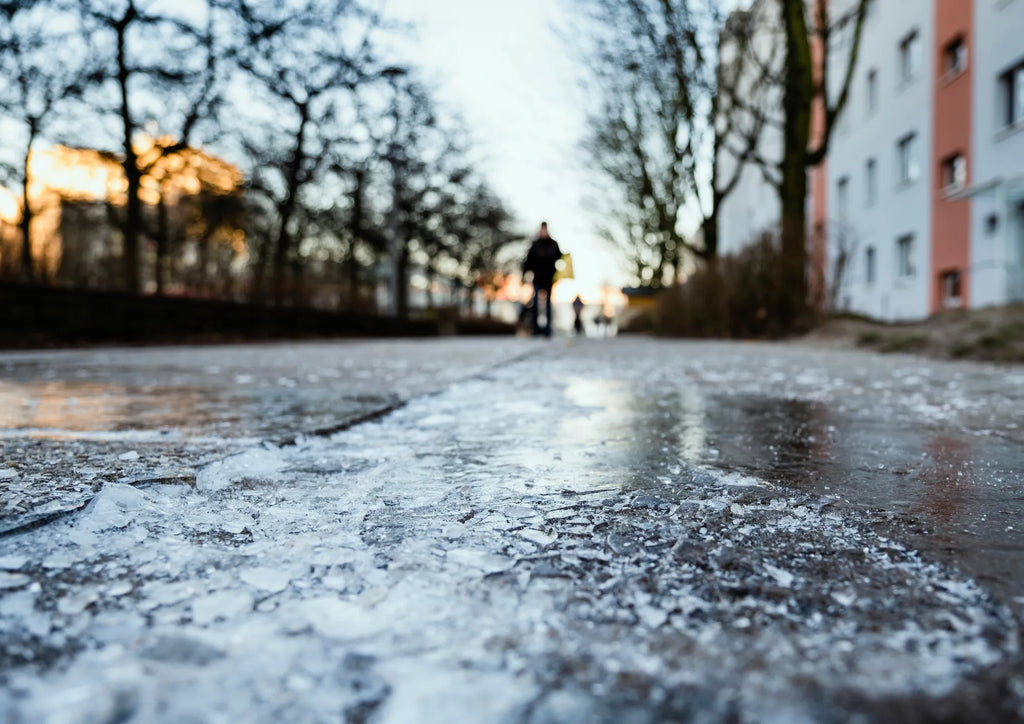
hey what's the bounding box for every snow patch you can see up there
[196,447,287,492]
[79,483,155,532]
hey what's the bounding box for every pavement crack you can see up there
[273,398,407,446]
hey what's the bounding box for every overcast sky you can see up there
[381,0,627,299]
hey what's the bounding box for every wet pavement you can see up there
[1,337,1023,722]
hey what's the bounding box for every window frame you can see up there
[865,157,877,205]
[940,153,967,192]
[837,175,850,220]
[942,35,967,79]
[866,68,878,115]
[1001,60,1024,128]
[896,234,916,279]
[898,30,920,85]
[939,269,963,307]
[897,132,920,185]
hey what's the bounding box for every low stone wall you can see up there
[0,283,511,348]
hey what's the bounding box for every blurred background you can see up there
[2,0,1022,343]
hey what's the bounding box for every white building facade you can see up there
[829,0,1024,320]
[827,0,935,320]
[717,0,1024,321]
[968,0,1024,309]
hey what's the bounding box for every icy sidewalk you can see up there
[0,347,1021,722]
[0,338,532,535]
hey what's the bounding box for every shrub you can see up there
[653,233,792,339]
[856,331,883,347]
[877,334,928,353]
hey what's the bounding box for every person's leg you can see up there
[531,285,542,334]
[543,286,553,336]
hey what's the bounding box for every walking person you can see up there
[522,222,562,337]
[572,294,585,336]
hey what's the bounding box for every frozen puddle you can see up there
[0,363,1019,722]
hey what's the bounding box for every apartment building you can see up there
[829,0,1024,320]
[716,0,829,310]
[717,0,1024,321]
[827,0,935,320]
[968,0,1024,309]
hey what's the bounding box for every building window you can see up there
[865,158,877,205]
[896,235,916,278]
[899,31,920,84]
[943,36,967,78]
[897,133,919,184]
[940,269,962,307]
[837,176,849,219]
[1001,60,1024,127]
[865,246,876,285]
[866,69,878,114]
[941,153,967,191]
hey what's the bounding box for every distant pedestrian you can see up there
[522,222,562,337]
[572,294,585,336]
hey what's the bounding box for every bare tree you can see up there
[329,157,386,311]
[576,0,868,327]
[372,73,481,318]
[225,0,380,306]
[144,9,227,296]
[454,184,519,316]
[777,0,869,326]
[699,0,870,326]
[76,0,225,293]
[713,3,786,252]
[0,0,95,281]
[826,219,860,312]
[572,0,768,288]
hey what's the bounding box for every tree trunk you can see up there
[425,267,435,309]
[155,186,168,295]
[249,232,270,303]
[272,106,309,307]
[346,248,361,310]
[19,128,35,282]
[122,158,143,293]
[779,162,809,326]
[779,0,815,328]
[395,244,409,319]
[197,227,211,295]
[704,192,720,263]
[346,169,366,311]
[114,20,145,293]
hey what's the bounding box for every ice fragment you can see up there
[191,590,254,625]
[196,447,287,492]
[240,567,291,593]
[764,564,795,588]
[0,572,32,590]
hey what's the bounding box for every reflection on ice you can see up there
[556,376,707,491]
[0,379,215,433]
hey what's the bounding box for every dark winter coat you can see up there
[522,237,562,289]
